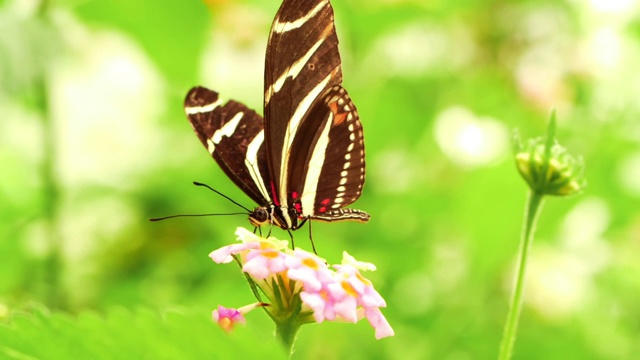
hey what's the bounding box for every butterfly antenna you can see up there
[149,213,247,221]
[193,181,252,212]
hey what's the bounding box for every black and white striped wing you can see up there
[286,85,368,222]
[263,0,343,208]
[183,0,369,231]
[184,87,272,206]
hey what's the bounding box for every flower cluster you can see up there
[209,227,394,340]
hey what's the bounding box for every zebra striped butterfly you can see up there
[184,0,369,233]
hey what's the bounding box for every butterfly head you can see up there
[249,206,271,227]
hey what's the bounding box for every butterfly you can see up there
[184,0,369,235]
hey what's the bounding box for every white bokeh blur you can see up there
[49,14,166,188]
[434,106,510,169]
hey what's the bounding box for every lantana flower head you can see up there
[208,227,394,341]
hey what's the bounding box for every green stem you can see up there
[275,317,300,359]
[498,190,544,360]
[36,75,64,309]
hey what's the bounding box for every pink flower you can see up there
[211,302,266,333]
[286,251,393,338]
[300,284,359,323]
[334,264,386,308]
[209,229,394,339]
[209,227,288,264]
[285,249,332,291]
[294,252,393,338]
[209,242,259,263]
[212,305,245,333]
[243,248,288,279]
[361,307,395,339]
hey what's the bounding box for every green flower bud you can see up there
[514,112,585,196]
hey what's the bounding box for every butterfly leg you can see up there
[306,220,318,254]
[287,229,296,250]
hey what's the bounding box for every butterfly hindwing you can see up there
[285,85,365,220]
[310,86,366,215]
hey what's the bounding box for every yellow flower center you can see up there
[342,281,358,297]
[261,249,279,259]
[302,257,318,269]
[219,317,233,332]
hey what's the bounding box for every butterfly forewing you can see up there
[264,0,343,208]
[185,87,272,206]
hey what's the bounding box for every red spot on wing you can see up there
[329,101,347,125]
[319,206,327,213]
[292,191,298,199]
[270,182,280,206]
[334,112,347,125]
[321,198,330,205]
[294,202,302,213]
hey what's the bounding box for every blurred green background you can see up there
[2,0,640,358]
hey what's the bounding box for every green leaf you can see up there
[0,305,286,360]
